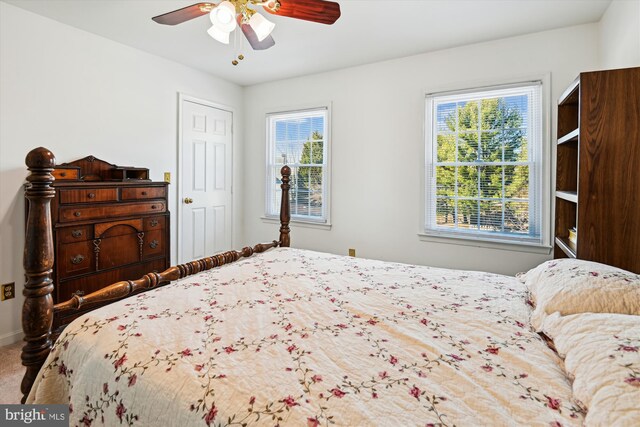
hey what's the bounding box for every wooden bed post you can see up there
[21,147,56,403]
[279,165,291,247]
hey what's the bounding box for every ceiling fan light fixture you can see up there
[248,12,275,42]
[209,1,237,33]
[152,0,341,57]
[207,25,231,44]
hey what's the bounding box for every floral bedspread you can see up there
[29,248,583,426]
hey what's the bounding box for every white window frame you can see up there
[264,105,331,226]
[422,78,551,250]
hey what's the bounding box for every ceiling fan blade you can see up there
[263,0,341,25]
[240,19,276,50]
[152,3,213,25]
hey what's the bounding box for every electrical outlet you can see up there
[348,248,356,257]
[1,282,15,301]
[163,172,171,183]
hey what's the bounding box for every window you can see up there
[425,82,545,245]
[266,107,329,223]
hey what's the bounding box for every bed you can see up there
[20,147,640,426]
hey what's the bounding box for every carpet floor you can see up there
[0,342,25,404]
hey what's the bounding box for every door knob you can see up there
[184,197,193,204]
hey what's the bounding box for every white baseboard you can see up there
[0,330,23,347]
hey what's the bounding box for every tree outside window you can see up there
[426,83,543,244]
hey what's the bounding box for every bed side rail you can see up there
[20,147,291,403]
[53,241,280,316]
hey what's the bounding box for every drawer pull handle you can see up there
[141,191,148,196]
[151,205,157,209]
[73,290,85,297]
[149,240,159,249]
[71,229,83,238]
[71,254,85,265]
[87,193,96,199]
[60,172,66,177]
[150,219,159,227]
[74,211,81,217]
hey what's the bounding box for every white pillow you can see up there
[541,312,640,426]
[518,258,640,330]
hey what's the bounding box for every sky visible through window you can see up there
[274,116,324,165]
[436,96,529,131]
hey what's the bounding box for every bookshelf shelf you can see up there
[555,237,576,259]
[558,128,579,145]
[556,191,578,203]
[558,76,580,106]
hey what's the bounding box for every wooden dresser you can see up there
[34,155,170,311]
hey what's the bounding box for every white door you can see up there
[179,99,233,263]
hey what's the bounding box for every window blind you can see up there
[266,108,329,222]
[425,82,543,244]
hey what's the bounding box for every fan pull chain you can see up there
[231,23,245,66]
[232,29,239,65]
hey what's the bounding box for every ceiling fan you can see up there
[152,0,341,55]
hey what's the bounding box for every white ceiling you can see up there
[4,0,612,86]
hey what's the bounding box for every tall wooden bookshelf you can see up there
[554,67,640,273]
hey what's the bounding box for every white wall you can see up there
[242,24,601,277]
[598,0,640,69]
[2,1,631,348]
[0,3,244,345]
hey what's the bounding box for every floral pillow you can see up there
[541,312,640,426]
[518,258,640,330]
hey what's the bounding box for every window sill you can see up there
[261,216,332,231]
[417,232,552,255]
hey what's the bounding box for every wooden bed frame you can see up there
[19,147,292,403]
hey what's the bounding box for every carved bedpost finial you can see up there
[279,165,291,248]
[21,147,56,403]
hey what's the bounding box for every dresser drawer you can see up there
[56,258,168,303]
[58,225,92,244]
[52,167,80,181]
[143,216,166,231]
[95,219,143,238]
[142,229,165,260]
[121,187,166,200]
[59,188,118,204]
[59,201,166,223]
[98,232,142,270]
[58,241,94,278]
